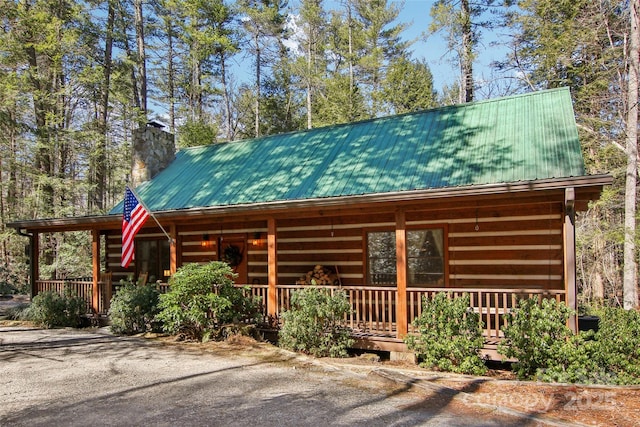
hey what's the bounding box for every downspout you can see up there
[15,228,37,299]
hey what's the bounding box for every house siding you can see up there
[105,194,566,291]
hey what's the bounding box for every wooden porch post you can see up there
[31,232,40,298]
[91,229,100,314]
[395,211,408,338]
[267,218,278,318]
[170,223,178,274]
[563,188,578,332]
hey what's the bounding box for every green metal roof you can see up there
[111,88,586,214]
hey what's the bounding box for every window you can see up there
[367,231,397,285]
[135,239,171,283]
[367,228,445,287]
[407,229,444,286]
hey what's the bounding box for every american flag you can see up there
[121,187,150,268]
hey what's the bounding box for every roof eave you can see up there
[7,174,612,233]
[173,174,611,217]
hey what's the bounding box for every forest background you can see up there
[1,0,638,310]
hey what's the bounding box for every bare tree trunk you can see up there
[348,6,353,92]
[460,0,473,103]
[346,1,354,120]
[121,18,141,112]
[220,52,232,140]
[7,107,17,214]
[25,47,54,217]
[255,33,261,138]
[624,0,639,310]
[307,38,312,129]
[134,0,147,117]
[93,0,114,212]
[192,56,202,119]
[167,22,176,133]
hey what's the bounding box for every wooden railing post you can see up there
[31,232,40,299]
[267,218,278,318]
[170,223,178,275]
[91,229,100,314]
[395,211,408,338]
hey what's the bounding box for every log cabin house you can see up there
[8,88,611,358]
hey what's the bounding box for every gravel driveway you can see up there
[0,326,548,427]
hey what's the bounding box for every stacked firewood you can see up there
[296,265,339,286]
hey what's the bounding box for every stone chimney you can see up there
[131,121,176,187]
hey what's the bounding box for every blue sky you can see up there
[393,0,457,90]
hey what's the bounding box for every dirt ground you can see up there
[376,365,640,427]
[2,295,639,426]
[315,352,640,427]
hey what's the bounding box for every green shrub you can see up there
[0,282,18,295]
[217,283,262,325]
[405,292,487,375]
[0,263,26,295]
[28,289,87,328]
[533,332,607,384]
[499,298,575,380]
[278,287,353,358]
[498,298,612,383]
[109,282,160,335]
[498,299,640,385]
[592,308,640,385]
[156,262,260,341]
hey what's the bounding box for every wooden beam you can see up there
[395,211,408,338]
[564,188,577,332]
[267,218,278,318]
[170,223,178,274]
[92,229,100,314]
[31,232,39,298]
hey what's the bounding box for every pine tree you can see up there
[351,0,409,116]
[382,57,438,114]
[428,0,497,103]
[297,0,327,128]
[238,0,288,137]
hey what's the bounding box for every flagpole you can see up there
[126,185,174,244]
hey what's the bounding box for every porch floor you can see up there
[349,331,507,361]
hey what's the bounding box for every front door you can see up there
[219,238,247,285]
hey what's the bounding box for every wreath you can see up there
[222,244,243,267]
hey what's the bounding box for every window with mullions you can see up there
[367,229,444,286]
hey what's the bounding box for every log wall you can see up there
[104,197,565,291]
[407,202,564,290]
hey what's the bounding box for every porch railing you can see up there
[34,280,566,340]
[243,284,566,340]
[273,285,397,335]
[406,288,566,339]
[35,279,110,315]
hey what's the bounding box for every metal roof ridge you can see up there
[176,88,573,154]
